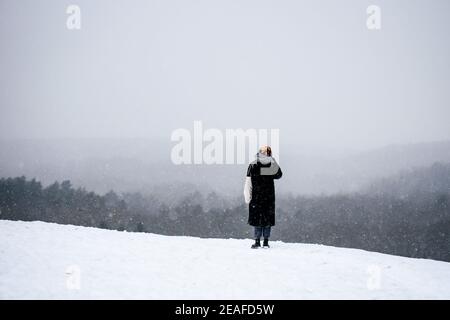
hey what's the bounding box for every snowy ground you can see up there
[1,220,450,299]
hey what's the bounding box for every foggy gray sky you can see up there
[1,0,449,151]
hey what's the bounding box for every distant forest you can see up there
[1,162,449,262]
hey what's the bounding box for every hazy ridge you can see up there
[1,138,450,197]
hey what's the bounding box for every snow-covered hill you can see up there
[1,220,450,299]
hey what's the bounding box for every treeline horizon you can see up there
[1,164,449,262]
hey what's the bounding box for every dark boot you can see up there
[263,238,270,248]
[251,239,261,249]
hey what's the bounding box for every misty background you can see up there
[1,1,450,260]
[1,0,449,146]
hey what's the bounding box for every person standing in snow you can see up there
[244,146,282,249]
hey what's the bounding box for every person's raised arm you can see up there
[272,159,282,180]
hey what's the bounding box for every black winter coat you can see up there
[246,157,282,227]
